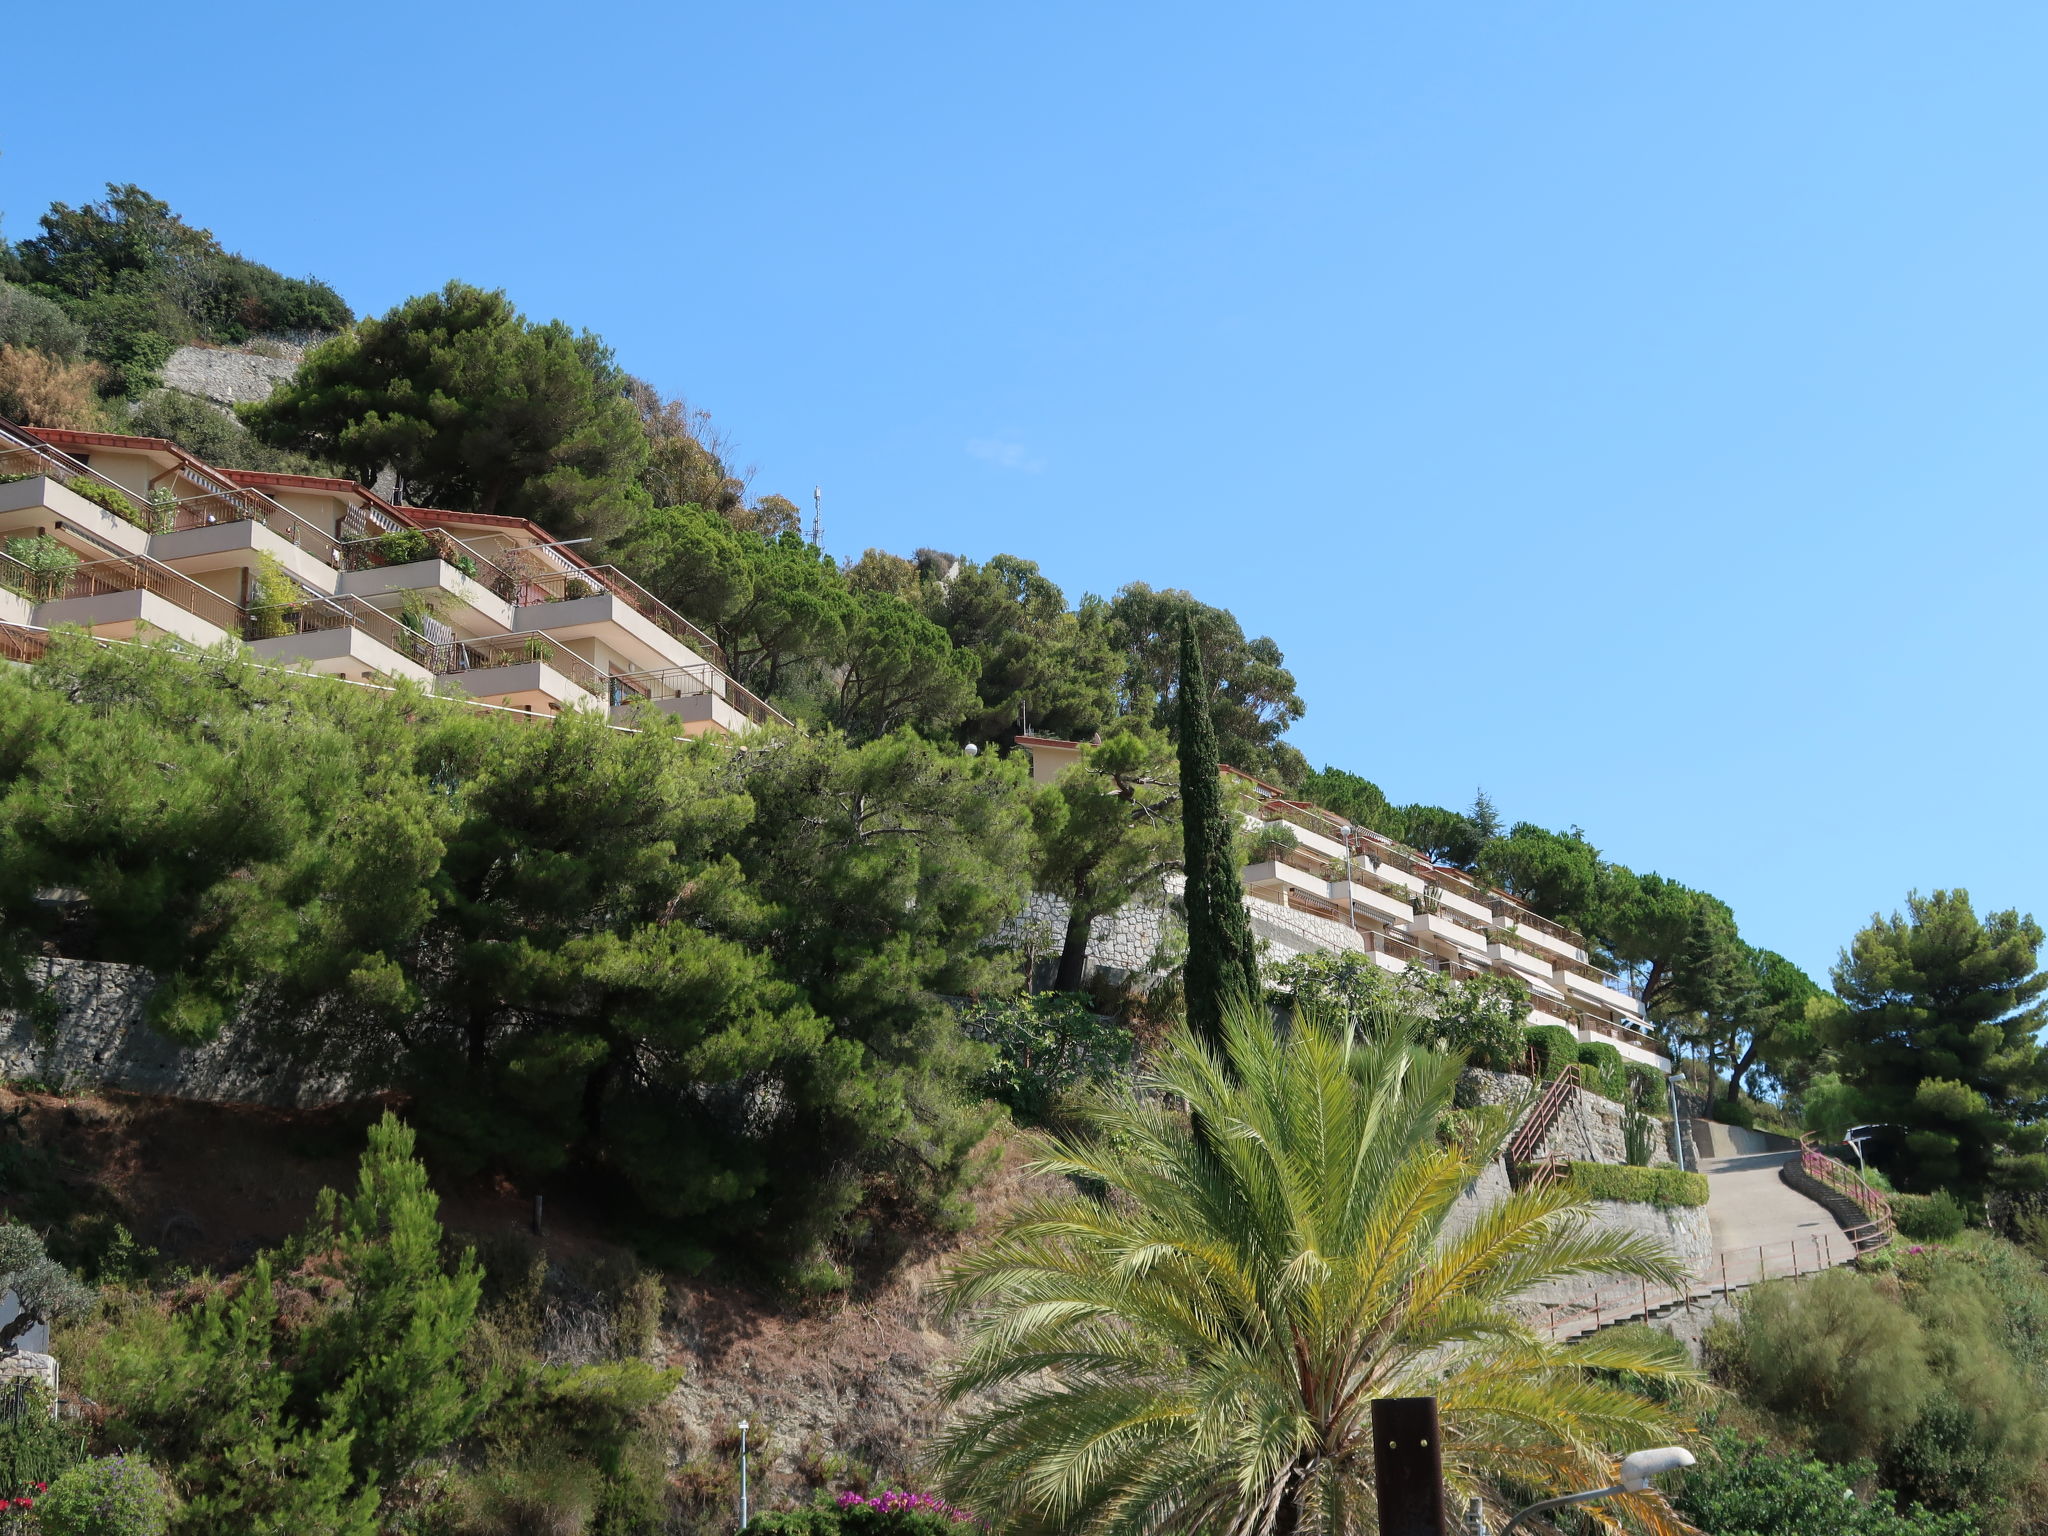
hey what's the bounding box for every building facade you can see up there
[0,419,779,736]
[1019,740,1671,1071]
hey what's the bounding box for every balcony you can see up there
[1487,939,1554,981]
[338,558,514,636]
[1243,859,1335,904]
[1409,911,1491,955]
[244,594,436,685]
[0,474,152,560]
[152,515,342,597]
[433,633,608,715]
[1328,880,1415,925]
[513,589,712,675]
[607,664,787,735]
[1555,960,1647,1017]
[14,549,243,648]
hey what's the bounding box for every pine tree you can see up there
[1176,615,1259,1045]
[299,1112,486,1496]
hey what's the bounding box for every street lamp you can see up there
[1474,1447,1696,1536]
[738,1419,750,1530]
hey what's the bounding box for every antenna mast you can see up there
[811,486,822,548]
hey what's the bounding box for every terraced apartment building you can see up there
[1019,735,1671,1072]
[0,418,780,736]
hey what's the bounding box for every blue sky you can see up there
[6,2,2043,982]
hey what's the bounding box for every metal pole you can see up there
[739,1419,750,1529]
[1371,1397,1447,1536]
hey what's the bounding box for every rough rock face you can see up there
[0,957,355,1107]
[159,340,307,409]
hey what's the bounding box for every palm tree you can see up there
[928,1001,1703,1536]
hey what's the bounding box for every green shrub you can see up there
[36,1454,172,1536]
[750,1491,979,1534]
[2,534,79,602]
[958,992,1133,1120]
[1624,1062,1665,1104]
[1522,1023,1579,1077]
[0,1383,83,1505]
[1567,1162,1708,1206]
[1673,1429,1976,1536]
[63,475,143,527]
[374,528,433,566]
[1575,1039,1627,1099]
[0,281,88,360]
[1894,1191,1967,1243]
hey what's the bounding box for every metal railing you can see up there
[62,553,243,634]
[1534,1222,1890,1341]
[1507,1065,1581,1173]
[243,591,443,667]
[607,662,789,728]
[1798,1138,1895,1235]
[436,632,607,697]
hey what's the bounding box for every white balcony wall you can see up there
[35,590,231,649]
[1330,882,1414,924]
[0,477,151,559]
[1488,941,1554,980]
[248,627,434,686]
[1409,912,1489,954]
[340,561,515,637]
[512,591,708,673]
[152,519,343,596]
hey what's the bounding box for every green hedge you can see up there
[1568,1162,1709,1207]
[1891,1190,1966,1242]
[64,475,145,528]
[1522,1024,1579,1078]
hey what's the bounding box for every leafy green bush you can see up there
[0,281,87,359]
[374,528,433,566]
[1575,1039,1627,1098]
[750,1490,979,1534]
[1673,1429,1976,1536]
[62,475,143,527]
[0,1384,81,1507]
[958,991,1133,1120]
[1894,1191,1967,1242]
[1522,1023,1578,1077]
[35,1455,172,1536]
[1709,1253,2048,1520]
[2,534,79,602]
[1567,1162,1707,1206]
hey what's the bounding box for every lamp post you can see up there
[1484,1447,1697,1536]
[738,1419,750,1530]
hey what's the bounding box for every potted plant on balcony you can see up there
[63,475,148,530]
[1,536,78,603]
[521,635,557,666]
[245,554,302,640]
[372,529,433,567]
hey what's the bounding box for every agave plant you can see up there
[928,1001,1702,1536]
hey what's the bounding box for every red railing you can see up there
[1799,1137,1895,1236]
[1507,1065,1581,1175]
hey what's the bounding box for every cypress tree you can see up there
[1177,614,1259,1046]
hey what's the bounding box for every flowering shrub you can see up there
[836,1489,978,1523]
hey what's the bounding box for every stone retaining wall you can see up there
[160,340,308,407]
[1459,1067,1674,1167]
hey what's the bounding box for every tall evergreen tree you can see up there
[1176,615,1259,1045]
[1824,889,2048,1194]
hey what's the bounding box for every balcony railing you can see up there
[244,592,442,667]
[0,621,48,665]
[436,632,606,698]
[61,553,243,634]
[164,483,345,566]
[607,662,789,728]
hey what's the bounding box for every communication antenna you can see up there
[811,486,822,548]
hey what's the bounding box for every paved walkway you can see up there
[1694,1122,1862,1280]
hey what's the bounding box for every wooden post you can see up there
[533,1193,545,1237]
[1371,1397,1447,1536]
